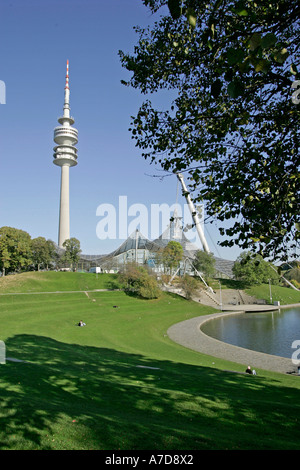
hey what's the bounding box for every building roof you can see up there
[78,217,235,278]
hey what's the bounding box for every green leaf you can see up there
[249,32,261,51]
[253,58,269,73]
[234,1,249,16]
[291,63,298,75]
[261,33,277,49]
[274,48,289,64]
[186,7,197,28]
[167,0,181,19]
[207,39,213,50]
[211,79,222,98]
[227,81,244,98]
[237,8,248,16]
[227,47,244,65]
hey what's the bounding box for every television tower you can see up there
[53,60,78,248]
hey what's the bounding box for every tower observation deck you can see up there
[53,60,78,248]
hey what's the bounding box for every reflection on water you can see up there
[201,307,300,359]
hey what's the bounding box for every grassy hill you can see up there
[0,271,120,293]
[0,272,300,450]
[214,278,300,305]
[246,283,300,305]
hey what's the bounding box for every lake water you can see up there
[201,307,300,359]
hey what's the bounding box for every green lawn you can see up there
[0,272,300,450]
[246,283,300,305]
[0,271,119,293]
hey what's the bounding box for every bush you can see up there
[138,275,161,299]
[290,279,300,289]
[119,263,161,299]
[180,275,201,300]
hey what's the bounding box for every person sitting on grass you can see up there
[78,320,86,327]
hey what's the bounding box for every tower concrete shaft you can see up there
[53,60,78,248]
[58,164,70,249]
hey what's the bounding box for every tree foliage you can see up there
[31,237,55,271]
[283,261,300,288]
[61,238,81,270]
[161,240,183,272]
[0,226,32,275]
[119,0,300,262]
[119,262,161,299]
[233,251,279,285]
[0,227,83,275]
[179,274,200,299]
[193,250,216,278]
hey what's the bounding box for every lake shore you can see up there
[167,304,300,375]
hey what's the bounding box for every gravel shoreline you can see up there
[167,305,300,375]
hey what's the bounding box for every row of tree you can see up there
[159,240,298,287]
[1,226,297,290]
[0,226,81,276]
[157,240,284,285]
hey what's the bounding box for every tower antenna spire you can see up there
[65,59,69,90]
[63,59,70,117]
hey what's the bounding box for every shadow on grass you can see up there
[1,334,300,450]
[98,274,124,291]
[216,278,251,290]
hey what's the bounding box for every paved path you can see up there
[167,304,300,375]
[215,303,300,312]
[0,289,119,296]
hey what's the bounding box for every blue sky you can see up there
[0,0,242,260]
